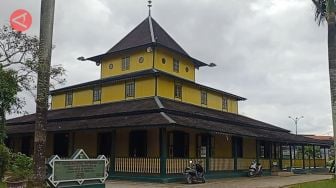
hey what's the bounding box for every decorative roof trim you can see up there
[160,112,176,124]
[154,96,164,108]
[148,16,156,43]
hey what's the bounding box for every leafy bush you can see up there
[7,152,33,181]
[0,144,10,179]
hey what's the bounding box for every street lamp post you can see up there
[288,116,304,135]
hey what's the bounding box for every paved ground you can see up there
[106,174,332,188]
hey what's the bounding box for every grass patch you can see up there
[0,182,6,188]
[289,179,336,188]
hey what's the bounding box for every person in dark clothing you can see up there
[195,163,204,173]
[329,160,335,173]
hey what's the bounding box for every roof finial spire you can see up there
[148,0,152,17]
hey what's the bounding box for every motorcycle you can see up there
[248,160,263,177]
[183,160,206,184]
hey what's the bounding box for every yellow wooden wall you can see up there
[154,48,195,81]
[214,134,232,158]
[101,49,153,78]
[101,82,125,103]
[73,131,97,157]
[243,138,256,158]
[228,100,238,114]
[189,131,197,158]
[100,47,196,81]
[183,82,201,106]
[73,89,93,107]
[157,76,239,113]
[147,129,159,157]
[51,77,155,109]
[134,77,155,99]
[51,94,65,110]
[116,129,129,157]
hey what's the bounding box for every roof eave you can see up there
[86,43,209,68]
[86,43,155,63]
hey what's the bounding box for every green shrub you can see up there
[8,152,33,181]
[0,144,10,179]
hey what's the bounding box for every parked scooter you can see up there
[184,160,206,184]
[248,160,263,177]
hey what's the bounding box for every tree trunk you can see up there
[327,12,336,177]
[33,0,55,186]
[0,106,5,145]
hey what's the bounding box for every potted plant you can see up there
[4,152,33,188]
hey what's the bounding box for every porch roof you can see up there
[6,97,331,146]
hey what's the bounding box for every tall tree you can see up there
[0,25,65,93]
[312,0,336,175]
[0,25,65,153]
[0,68,19,144]
[33,0,56,185]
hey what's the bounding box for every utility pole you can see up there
[288,116,304,135]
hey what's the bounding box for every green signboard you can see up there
[54,160,105,181]
[47,149,109,188]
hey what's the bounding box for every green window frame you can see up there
[201,90,207,105]
[222,97,228,111]
[121,56,130,71]
[93,86,101,102]
[174,82,182,99]
[65,92,73,106]
[125,81,135,97]
[173,58,179,73]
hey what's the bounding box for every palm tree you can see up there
[312,0,336,175]
[33,0,55,186]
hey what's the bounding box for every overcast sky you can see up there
[1,0,332,136]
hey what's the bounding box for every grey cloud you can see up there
[2,0,332,136]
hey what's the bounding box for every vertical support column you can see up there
[313,145,316,168]
[233,137,238,171]
[269,142,273,171]
[206,134,210,173]
[302,145,305,169]
[289,144,293,169]
[256,140,260,164]
[324,147,327,168]
[110,130,116,174]
[68,132,75,156]
[159,128,167,177]
[279,143,283,170]
[293,145,296,161]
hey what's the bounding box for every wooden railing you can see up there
[281,159,325,169]
[292,159,303,168]
[304,159,314,168]
[114,157,295,174]
[259,159,270,169]
[282,159,291,169]
[315,159,326,167]
[115,158,160,173]
[237,158,252,170]
[166,158,206,174]
[209,158,234,171]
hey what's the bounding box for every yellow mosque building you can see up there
[5,10,331,182]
